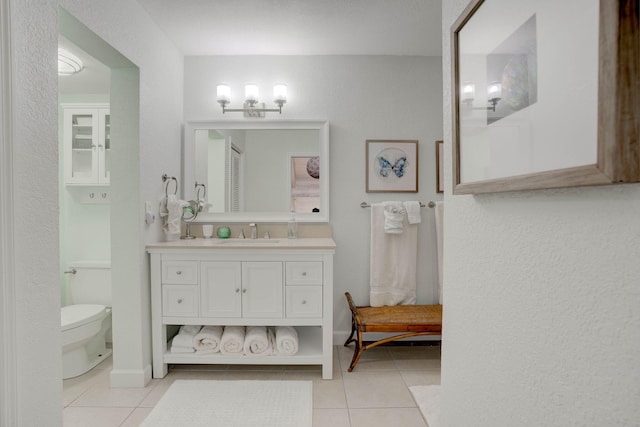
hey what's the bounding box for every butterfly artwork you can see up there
[377,154,408,179]
[366,140,418,193]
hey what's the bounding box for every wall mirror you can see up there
[183,120,330,223]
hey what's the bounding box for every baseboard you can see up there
[109,364,152,388]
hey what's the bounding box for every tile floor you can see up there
[63,343,441,427]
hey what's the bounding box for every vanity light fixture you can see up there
[461,81,502,112]
[58,47,84,76]
[216,83,287,117]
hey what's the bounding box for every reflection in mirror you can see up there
[184,121,329,223]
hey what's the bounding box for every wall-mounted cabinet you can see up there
[63,104,110,185]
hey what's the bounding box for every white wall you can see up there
[184,55,444,335]
[441,2,640,426]
[7,0,182,424]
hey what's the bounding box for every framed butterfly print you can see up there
[366,140,418,193]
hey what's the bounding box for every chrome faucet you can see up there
[249,223,257,239]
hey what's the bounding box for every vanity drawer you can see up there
[286,286,322,318]
[162,284,198,317]
[162,261,198,284]
[285,262,323,285]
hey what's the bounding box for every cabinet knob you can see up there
[235,288,240,293]
[98,144,104,149]
[176,270,182,275]
[89,193,95,198]
[302,272,307,276]
[242,289,247,294]
[177,299,183,304]
[301,300,307,304]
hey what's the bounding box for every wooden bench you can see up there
[343,292,443,372]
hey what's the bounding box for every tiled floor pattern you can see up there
[63,344,441,427]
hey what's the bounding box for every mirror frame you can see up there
[183,120,330,223]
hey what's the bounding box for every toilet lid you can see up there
[61,304,106,331]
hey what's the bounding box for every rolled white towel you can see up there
[220,326,245,355]
[275,326,299,356]
[169,338,194,353]
[193,325,223,354]
[172,325,202,348]
[243,326,274,356]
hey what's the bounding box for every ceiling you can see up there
[59,0,442,94]
[136,0,443,56]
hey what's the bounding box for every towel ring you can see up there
[162,174,178,196]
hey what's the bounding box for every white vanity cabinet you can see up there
[147,239,335,379]
[62,104,110,185]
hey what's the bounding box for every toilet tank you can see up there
[68,261,111,306]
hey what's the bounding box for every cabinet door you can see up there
[241,262,283,318]
[200,261,242,318]
[97,109,110,184]
[64,108,100,184]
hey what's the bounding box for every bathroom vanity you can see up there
[147,238,335,379]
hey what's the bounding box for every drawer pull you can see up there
[235,288,240,293]
[176,271,182,275]
[177,299,183,304]
[242,289,247,294]
[301,300,307,304]
[302,272,307,276]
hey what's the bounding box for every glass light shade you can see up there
[216,84,231,103]
[244,84,259,103]
[273,84,288,103]
[58,48,84,76]
[487,82,502,99]
[461,82,475,100]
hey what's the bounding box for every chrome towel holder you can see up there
[162,174,178,196]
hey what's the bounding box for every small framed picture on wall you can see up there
[366,140,418,193]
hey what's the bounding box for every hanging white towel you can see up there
[403,201,422,224]
[434,201,444,304]
[220,326,245,355]
[370,202,418,306]
[383,201,405,234]
[193,325,223,354]
[275,326,299,356]
[160,194,188,236]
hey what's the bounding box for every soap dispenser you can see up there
[287,211,297,239]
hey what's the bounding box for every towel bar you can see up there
[360,201,435,208]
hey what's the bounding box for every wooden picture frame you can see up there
[451,0,639,194]
[436,140,444,193]
[366,140,418,193]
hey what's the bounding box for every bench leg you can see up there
[347,328,364,372]
[344,312,357,346]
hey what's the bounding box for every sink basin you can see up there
[218,239,281,244]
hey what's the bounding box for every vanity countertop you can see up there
[146,237,336,251]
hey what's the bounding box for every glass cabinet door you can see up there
[64,106,110,185]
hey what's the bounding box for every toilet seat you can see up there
[61,304,106,331]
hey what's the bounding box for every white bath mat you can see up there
[141,380,312,427]
[409,384,440,427]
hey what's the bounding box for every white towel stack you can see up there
[193,325,224,354]
[243,326,275,356]
[220,326,246,355]
[275,326,299,356]
[169,325,301,356]
[170,325,202,353]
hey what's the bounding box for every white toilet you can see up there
[61,260,112,379]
